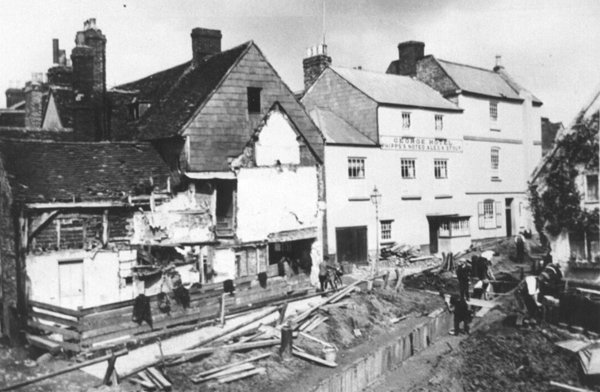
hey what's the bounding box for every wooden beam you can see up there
[28,210,60,244]
[0,349,127,392]
[158,339,279,360]
[292,349,337,367]
[218,367,266,383]
[192,353,270,381]
[549,381,593,392]
[193,363,255,383]
[102,209,109,246]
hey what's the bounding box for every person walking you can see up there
[449,294,473,335]
[515,233,526,264]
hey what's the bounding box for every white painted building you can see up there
[301,42,542,263]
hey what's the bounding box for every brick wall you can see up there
[302,68,378,143]
[0,157,17,336]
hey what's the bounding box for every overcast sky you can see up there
[1,0,599,124]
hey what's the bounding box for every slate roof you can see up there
[309,107,376,146]
[117,42,252,140]
[330,67,461,111]
[436,59,543,104]
[0,111,25,127]
[0,140,171,203]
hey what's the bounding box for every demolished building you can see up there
[0,20,326,352]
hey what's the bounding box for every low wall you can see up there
[311,308,452,392]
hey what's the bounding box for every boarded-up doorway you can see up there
[59,260,84,309]
[335,226,368,264]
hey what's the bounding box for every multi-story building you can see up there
[302,42,543,263]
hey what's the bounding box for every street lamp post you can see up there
[370,186,382,276]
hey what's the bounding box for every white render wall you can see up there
[236,166,320,243]
[325,99,539,257]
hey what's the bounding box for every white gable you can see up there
[42,93,63,129]
[255,111,300,166]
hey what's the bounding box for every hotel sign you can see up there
[380,136,463,153]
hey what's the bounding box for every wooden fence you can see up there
[27,272,312,353]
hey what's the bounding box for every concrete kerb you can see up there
[310,307,452,392]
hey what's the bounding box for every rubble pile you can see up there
[403,270,459,293]
[457,323,583,392]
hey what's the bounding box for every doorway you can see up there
[59,260,84,309]
[335,226,368,264]
[505,198,513,237]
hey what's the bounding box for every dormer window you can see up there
[247,87,262,114]
[127,102,151,121]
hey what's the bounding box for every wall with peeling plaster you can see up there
[236,166,319,243]
[254,111,300,166]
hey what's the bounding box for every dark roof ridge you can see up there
[0,138,153,146]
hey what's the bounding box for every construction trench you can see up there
[1,238,599,392]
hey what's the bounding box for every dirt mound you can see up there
[403,270,459,293]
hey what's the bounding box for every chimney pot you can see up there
[302,44,331,91]
[493,55,504,72]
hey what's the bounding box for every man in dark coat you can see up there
[449,294,472,335]
[456,260,472,300]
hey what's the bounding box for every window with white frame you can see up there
[586,174,599,202]
[380,220,392,241]
[402,112,411,129]
[434,159,448,179]
[435,114,443,131]
[490,101,498,121]
[401,159,416,179]
[348,157,365,179]
[491,147,500,174]
[439,218,470,238]
[478,199,502,229]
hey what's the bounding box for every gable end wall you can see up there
[302,69,378,143]
[416,57,459,97]
[184,45,322,171]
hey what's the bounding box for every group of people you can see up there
[446,252,495,335]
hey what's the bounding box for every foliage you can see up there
[528,112,599,239]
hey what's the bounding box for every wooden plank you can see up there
[549,381,593,392]
[129,377,154,389]
[218,367,266,384]
[466,299,496,308]
[298,331,334,348]
[193,363,255,383]
[305,317,328,333]
[192,353,270,381]
[28,320,81,340]
[292,349,337,367]
[29,311,79,329]
[158,339,279,360]
[0,349,127,392]
[25,334,61,353]
[29,300,80,318]
[146,367,172,390]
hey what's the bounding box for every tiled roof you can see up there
[0,111,25,127]
[309,107,376,146]
[330,67,461,111]
[0,140,172,203]
[133,42,252,140]
[436,59,542,104]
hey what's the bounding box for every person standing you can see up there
[449,294,472,335]
[515,233,526,264]
[456,260,472,300]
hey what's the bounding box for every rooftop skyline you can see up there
[1,0,599,124]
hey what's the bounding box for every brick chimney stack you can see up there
[71,40,96,141]
[24,73,43,128]
[5,83,25,108]
[191,28,222,67]
[394,41,425,77]
[81,18,108,140]
[303,44,331,91]
[493,55,504,72]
